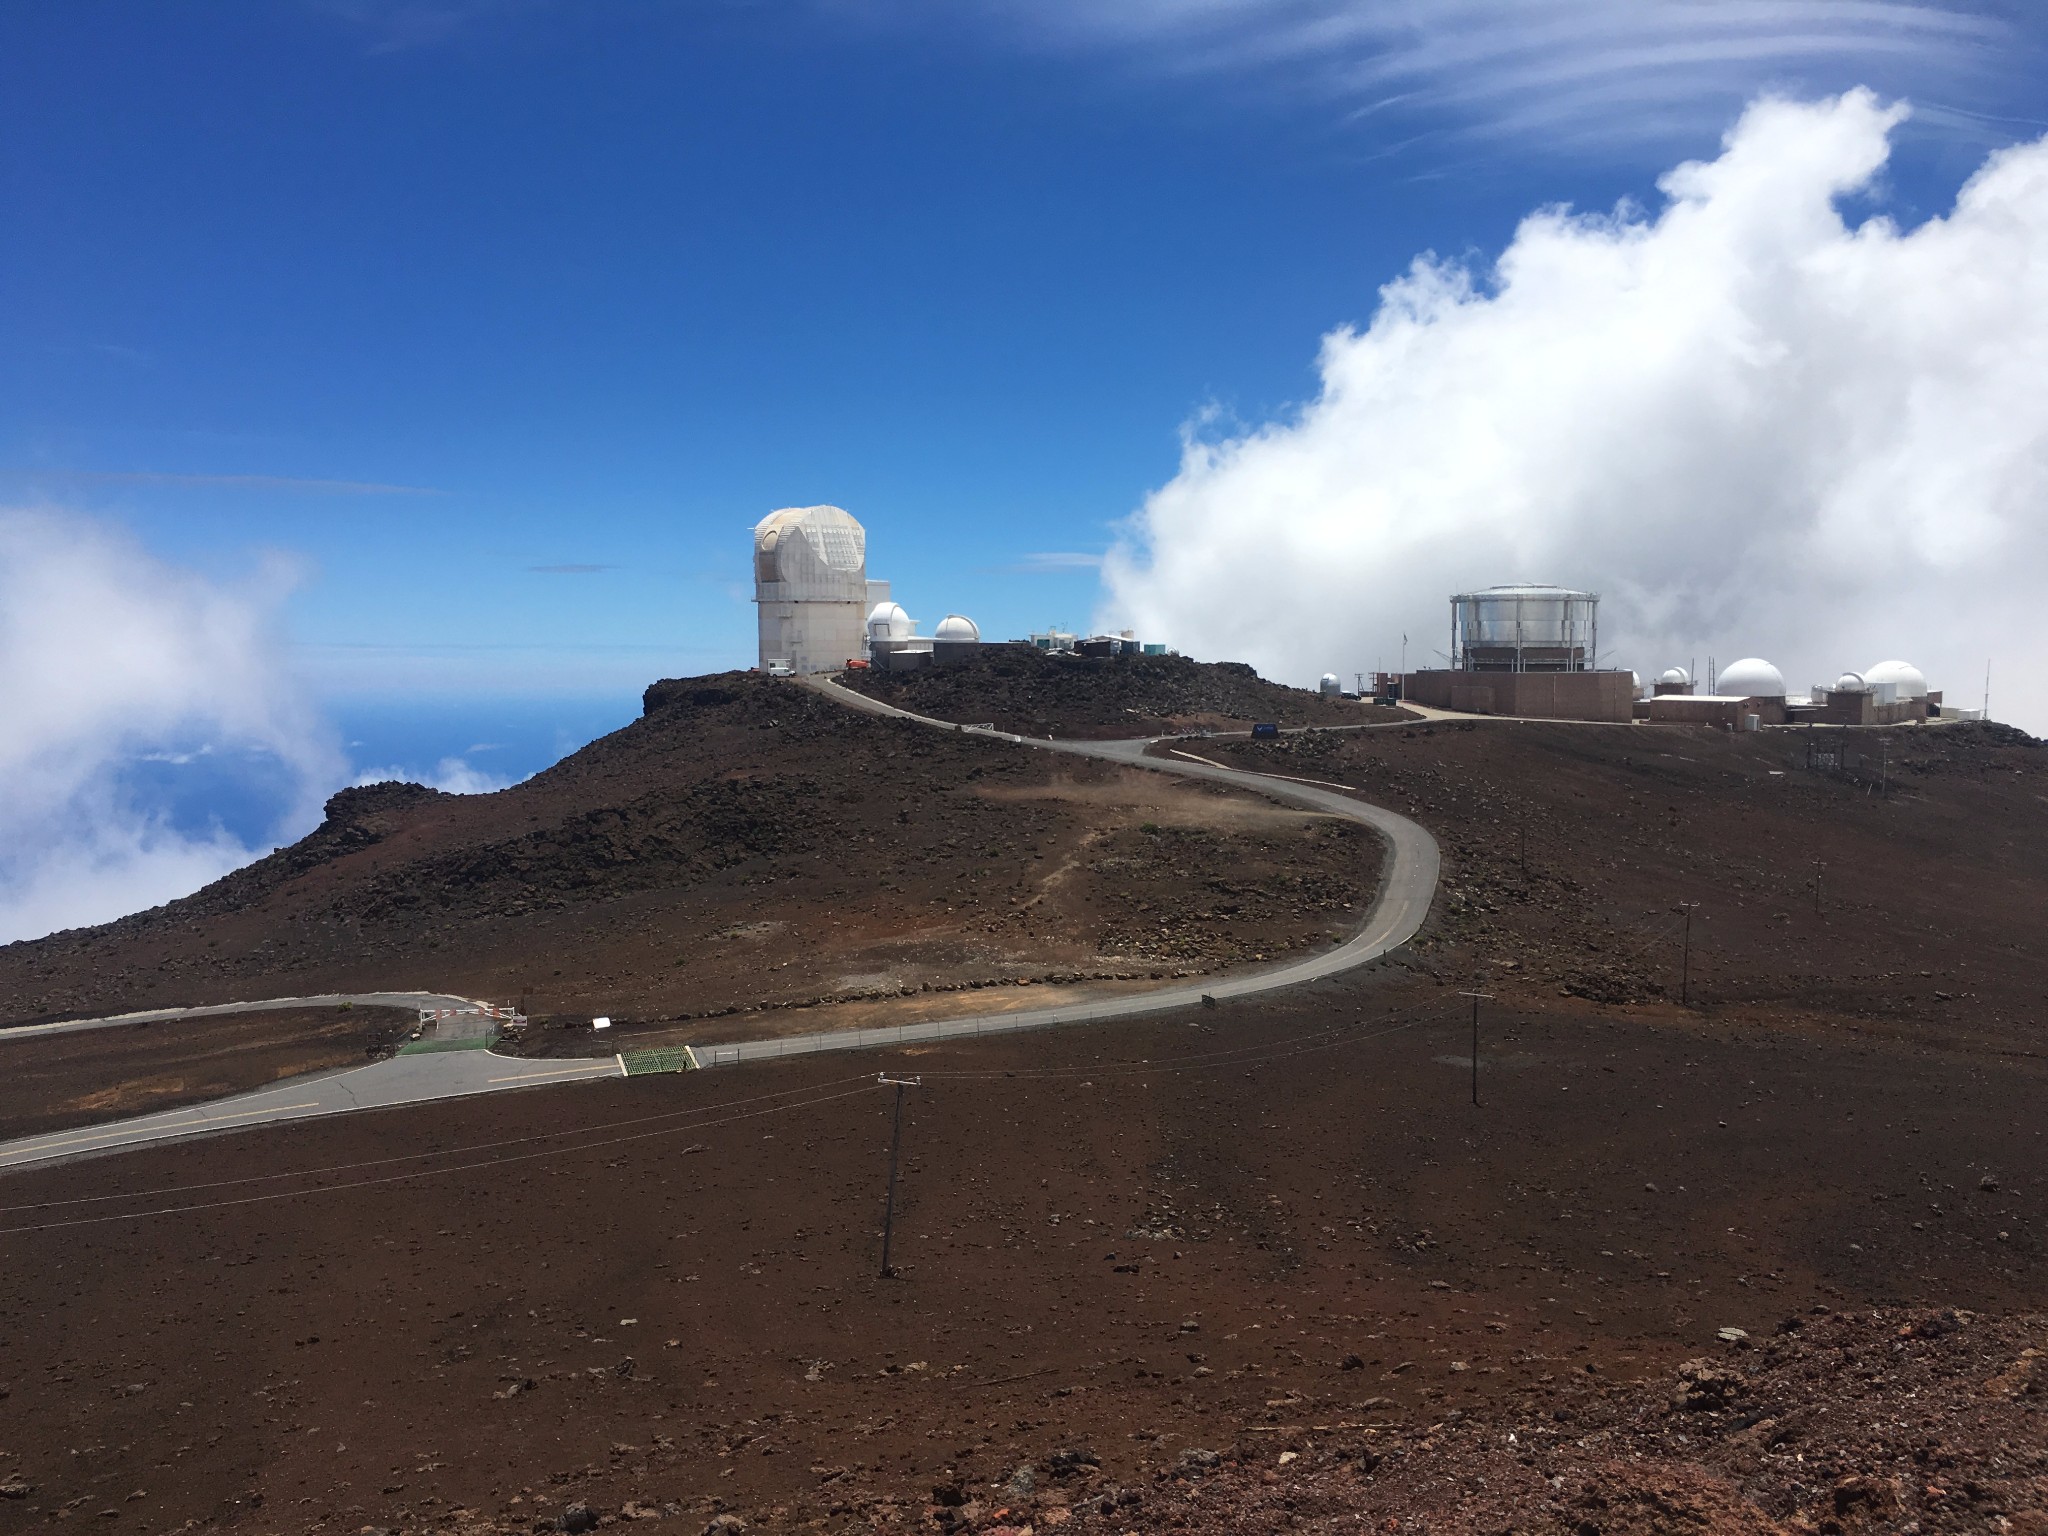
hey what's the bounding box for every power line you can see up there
[0,1083,881,1237]
[0,1007,1483,1237]
[0,1073,879,1215]
[914,1011,1441,1084]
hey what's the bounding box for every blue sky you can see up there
[10,2,2037,696]
[3,1,2045,937]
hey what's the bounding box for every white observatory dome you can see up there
[1658,667,1691,687]
[1717,657,1786,699]
[1319,672,1342,696]
[1864,659,1927,699]
[753,505,866,589]
[866,601,913,641]
[934,614,981,644]
[1834,671,1867,693]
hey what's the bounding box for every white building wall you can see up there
[753,505,872,674]
[757,599,867,675]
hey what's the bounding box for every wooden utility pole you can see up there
[877,1074,920,1278]
[1677,903,1701,1007]
[1458,992,1494,1107]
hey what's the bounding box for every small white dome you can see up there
[934,614,981,644]
[1864,659,1927,699]
[866,601,913,641]
[1319,672,1341,695]
[1834,671,1867,693]
[1718,657,1786,699]
[1658,667,1691,687]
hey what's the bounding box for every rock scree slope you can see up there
[838,645,1403,738]
[0,673,1378,1043]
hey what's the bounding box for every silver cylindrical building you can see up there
[1450,585,1598,673]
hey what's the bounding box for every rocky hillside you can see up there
[839,644,1399,737]
[1058,1306,2048,1536]
[0,673,1374,1030]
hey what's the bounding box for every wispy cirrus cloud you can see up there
[48,470,445,496]
[1001,551,1106,573]
[309,0,540,54]
[968,0,2027,148]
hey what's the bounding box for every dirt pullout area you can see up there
[0,978,2041,1536]
[1182,718,2048,1038]
[838,645,1406,738]
[0,674,1376,1035]
[0,1006,414,1139]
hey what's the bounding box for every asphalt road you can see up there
[0,991,485,1043]
[684,680,1440,1066]
[0,1045,623,1172]
[0,679,1438,1169]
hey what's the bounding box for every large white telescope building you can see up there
[753,505,886,674]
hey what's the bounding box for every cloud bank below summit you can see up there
[1098,90,2048,728]
[0,512,518,945]
[0,511,345,944]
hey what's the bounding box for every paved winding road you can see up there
[2,991,484,1043]
[0,680,1438,1170]
[687,680,1439,1065]
[0,1048,624,1172]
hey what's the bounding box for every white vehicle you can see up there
[765,658,795,678]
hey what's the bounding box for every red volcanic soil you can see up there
[0,975,2041,1536]
[0,1006,413,1139]
[1185,717,2048,1032]
[0,706,2044,1534]
[1057,1303,2048,1535]
[0,676,1374,1039]
[837,646,1401,739]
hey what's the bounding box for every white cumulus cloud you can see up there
[1099,90,2048,728]
[0,510,345,944]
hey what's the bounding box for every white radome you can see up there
[1834,671,1867,692]
[1319,672,1341,695]
[1717,657,1787,699]
[934,614,981,643]
[1658,667,1691,687]
[866,601,913,641]
[753,504,866,587]
[1864,659,1928,699]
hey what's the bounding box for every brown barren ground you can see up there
[0,981,2040,1536]
[0,708,2043,1535]
[838,645,1403,739]
[0,677,1375,1047]
[0,1005,414,1139]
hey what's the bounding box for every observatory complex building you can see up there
[1399,586,1637,722]
[1389,585,1956,729]
[753,504,989,674]
[753,505,890,675]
